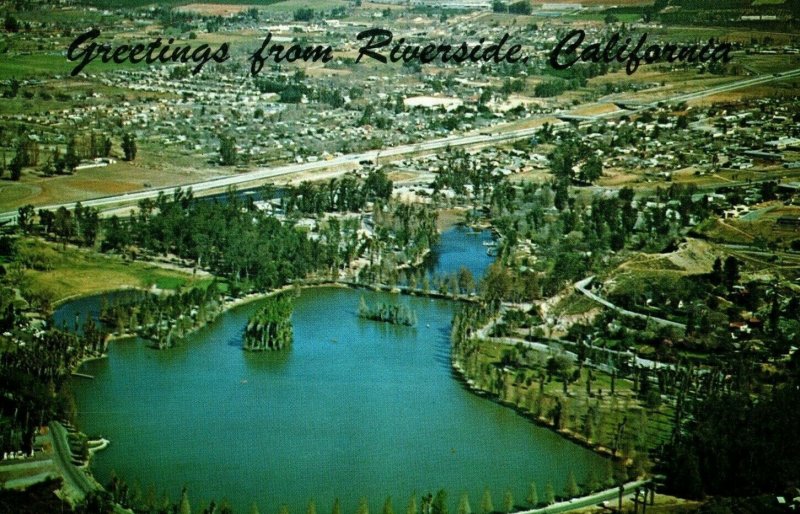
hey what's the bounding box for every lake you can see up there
[66,226,606,513]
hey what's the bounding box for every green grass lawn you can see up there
[570,13,642,23]
[13,238,209,306]
[266,0,349,12]
[0,53,147,80]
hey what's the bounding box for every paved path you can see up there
[472,304,674,370]
[48,421,98,502]
[516,479,650,514]
[575,277,686,331]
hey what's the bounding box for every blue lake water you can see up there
[66,226,605,513]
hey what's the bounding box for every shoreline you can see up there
[450,361,625,462]
[61,284,628,511]
[56,223,623,506]
[51,284,141,309]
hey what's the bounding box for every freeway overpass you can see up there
[2,67,798,225]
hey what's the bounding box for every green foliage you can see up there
[358,497,370,514]
[579,155,603,184]
[100,284,224,348]
[219,134,237,166]
[508,1,531,14]
[543,483,554,505]
[243,295,294,351]
[294,8,315,21]
[457,493,471,514]
[525,482,537,506]
[502,490,513,513]
[432,149,505,202]
[480,488,493,514]
[382,497,394,514]
[406,494,417,514]
[564,470,580,498]
[358,296,417,326]
[664,379,800,498]
[102,188,334,290]
[179,486,191,514]
[122,132,137,161]
[432,490,448,514]
[284,170,392,215]
[534,80,568,98]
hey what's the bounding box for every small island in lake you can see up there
[357,296,417,326]
[243,295,293,351]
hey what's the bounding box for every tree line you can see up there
[283,170,393,215]
[94,475,604,514]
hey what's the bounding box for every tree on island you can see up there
[243,295,293,351]
[358,296,417,326]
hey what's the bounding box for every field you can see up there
[696,205,800,250]
[570,13,644,22]
[0,149,231,212]
[176,3,261,15]
[532,0,654,4]
[261,0,349,12]
[566,103,621,117]
[11,238,208,306]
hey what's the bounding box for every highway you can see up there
[1,67,798,225]
[653,67,800,106]
[0,125,552,224]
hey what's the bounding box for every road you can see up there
[605,67,800,111]
[0,126,550,224]
[516,479,650,514]
[2,67,798,225]
[474,303,674,371]
[653,67,800,106]
[48,421,98,502]
[575,277,686,332]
